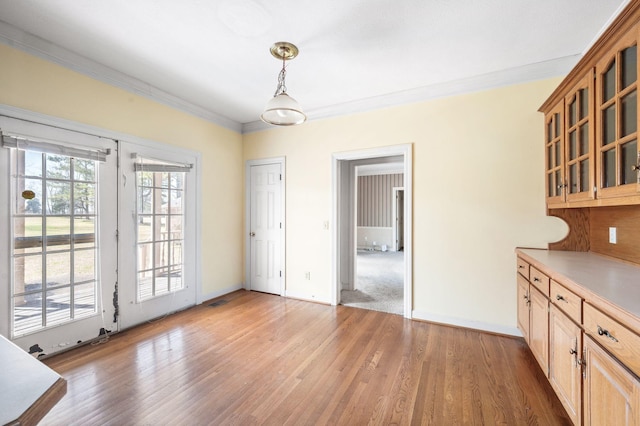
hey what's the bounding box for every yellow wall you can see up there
[0,43,244,298]
[244,79,568,333]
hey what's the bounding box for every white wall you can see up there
[357,227,393,251]
[244,78,568,335]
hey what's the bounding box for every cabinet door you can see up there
[517,274,530,344]
[529,285,549,376]
[565,70,596,202]
[595,26,640,199]
[545,101,566,205]
[549,305,582,426]
[584,336,640,425]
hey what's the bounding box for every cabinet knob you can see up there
[556,294,568,303]
[632,164,640,171]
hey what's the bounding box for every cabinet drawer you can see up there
[550,280,582,324]
[529,266,550,296]
[584,303,640,378]
[516,257,530,280]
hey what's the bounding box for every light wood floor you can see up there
[42,290,571,425]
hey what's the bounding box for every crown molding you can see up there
[242,54,578,134]
[0,19,578,136]
[0,20,242,133]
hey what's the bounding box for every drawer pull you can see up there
[556,294,568,303]
[533,277,540,282]
[518,265,524,269]
[597,325,619,343]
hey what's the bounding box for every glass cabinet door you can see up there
[545,101,565,205]
[565,70,595,202]
[596,28,640,199]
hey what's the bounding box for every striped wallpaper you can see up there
[357,173,404,227]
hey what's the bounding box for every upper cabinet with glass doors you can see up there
[544,71,596,208]
[540,2,640,208]
[596,29,640,199]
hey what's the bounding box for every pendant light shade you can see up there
[261,93,306,126]
[260,42,307,126]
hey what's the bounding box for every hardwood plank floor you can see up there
[42,290,571,425]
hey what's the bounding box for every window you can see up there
[135,161,188,301]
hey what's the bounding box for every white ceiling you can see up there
[0,0,630,133]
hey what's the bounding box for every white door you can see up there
[117,141,198,329]
[249,163,282,295]
[0,117,118,356]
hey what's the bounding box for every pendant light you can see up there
[260,42,307,126]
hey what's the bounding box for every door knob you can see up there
[250,232,256,237]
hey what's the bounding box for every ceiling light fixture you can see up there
[260,41,307,126]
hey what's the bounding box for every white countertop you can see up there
[517,249,640,320]
[0,335,66,425]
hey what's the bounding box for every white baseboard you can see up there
[412,310,522,337]
[284,290,331,305]
[199,283,244,304]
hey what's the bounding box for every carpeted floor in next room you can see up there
[340,250,404,315]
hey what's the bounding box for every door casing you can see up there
[331,144,413,318]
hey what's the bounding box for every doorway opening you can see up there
[331,145,412,318]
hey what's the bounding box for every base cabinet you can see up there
[549,304,582,426]
[584,336,640,425]
[529,285,549,375]
[516,274,530,344]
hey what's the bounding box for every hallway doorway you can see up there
[331,144,413,318]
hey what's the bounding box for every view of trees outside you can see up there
[12,150,98,336]
[136,170,184,301]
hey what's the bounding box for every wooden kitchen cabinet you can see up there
[545,100,566,206]
[549,304,582,426]
[540,1,640,208]
[517,249,640,425]
[595,26,640,200]
[529,285,549,376]
[565,70,596,204]
[516,274,530,344]
[583,335,640,425]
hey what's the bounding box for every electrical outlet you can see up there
[305,272,311,280]
[609,227,617,244]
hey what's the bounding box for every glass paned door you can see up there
[0,116,117,356]
[565,71,595,202]
[11,151,99,336]
[117,142,197,330]
[545,102,565,205]
[596,34,640,198]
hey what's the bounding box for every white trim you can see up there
[0,21,241,133]
[412,310,522,337]
[243,55,580,133]
[332,144,413,319]
[391,187,404,252]
[0,18,577,135]
[284,290,331,305]
[245,157,286,296]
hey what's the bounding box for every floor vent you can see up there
[208,300,228,307]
